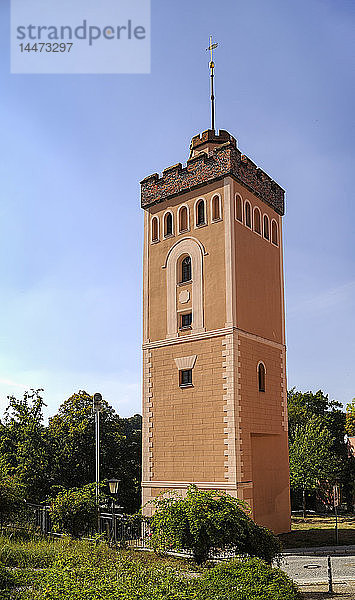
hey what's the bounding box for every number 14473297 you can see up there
[19,43,73,53]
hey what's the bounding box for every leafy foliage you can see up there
[346,398,355,437]
[148,484,281,565]
[288,388,354,511]
[49,484,97,538]
[0,456,25,524]
[289,418,335,491]
[0,560,15,590]
[0,532,301,600]
[0,390,50,502]
[196,557,302,600]
[48,391,142,512]
[0,389,142,512]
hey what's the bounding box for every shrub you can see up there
[0,460,25,525]
[197,557,302,600]
[0,560,15,590]
[148,484,281,564]
[49,484,97,538]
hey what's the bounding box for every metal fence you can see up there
[26,503,151,547]
[25,504,242,560]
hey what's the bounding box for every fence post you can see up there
[327,555,333,595]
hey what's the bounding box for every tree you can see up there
[289,418,336,517]
[346,398,355,437]
[288,388,353,511]
[49,483,97,538]
[48,391,142,512]
[0,389,50,502]
[0,456,24,525]
[148,484,281,565]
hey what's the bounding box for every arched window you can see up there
[181,255,192,283]
[179,206,188,232]
[271,220,278,245]
[258,362,265,392]
[151,217,159,242]
[236,195,243,222]
[164,212,173,237]
[253,207,261,234]
[196,200,205,226]
[245,201,251,228]
[263,215,269,240]
[212,195,220,221]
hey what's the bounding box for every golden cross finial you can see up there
[206,36,218,130]
[207,35,218,67]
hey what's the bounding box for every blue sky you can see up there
[0,0,354,419]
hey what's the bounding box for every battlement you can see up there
[141,130,285,215]
[190,129,236,151]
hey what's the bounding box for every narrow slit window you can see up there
[180,369,192,387]
[258,363,265,392]
[165,212,173,237]
[253,208,261,234]
[212,195,220,221]
[179,206,188,232]
[263,215,269,240]
[152,217,159,242]
[245,201,251,228]
[272,220,278,245]
[236,195,243,222]
[181,256,192,283]
[197,200,205,225]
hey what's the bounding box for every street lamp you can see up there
[108,479,120,543]
[92,392,103,507]
[108,478,120,495]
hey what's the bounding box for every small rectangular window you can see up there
[179,369,192,387]
[180,313,192,329]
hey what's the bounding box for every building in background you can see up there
[141,128,290,533]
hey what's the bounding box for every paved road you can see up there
[280,554,355,584]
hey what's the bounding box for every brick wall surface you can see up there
[141,130,285,215]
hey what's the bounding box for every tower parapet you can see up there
[141,129,285,215]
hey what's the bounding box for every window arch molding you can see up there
[263,214,270,240]
[211,193,222,222]
[253,207,261,235]
[245,200,252,229]
[163,210,174,238]
[165,238,205,338]
[271,219,278,246]
[235,194,243,222]
[194,197,206,227]
[257,361,266,392]
[151,216,159,243]
[178,204,190,233]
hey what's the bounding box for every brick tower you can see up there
[141,129,290,533]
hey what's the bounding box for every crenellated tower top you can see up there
[141,129,285,215]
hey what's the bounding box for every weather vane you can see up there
[206,36,218,130]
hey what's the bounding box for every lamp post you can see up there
[108,478,120,543]
[92,393,103,513]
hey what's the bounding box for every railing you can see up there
[25,505,241,560]
[26,504,151,547]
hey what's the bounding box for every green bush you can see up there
[0,459,25,525]
[197,557,302,600]
[0,533,60,568]
[0,534,301,600]
[0,560,15,590]
[49,484,97,538]
[148,484,281,564]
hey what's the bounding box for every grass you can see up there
[279,515,355,549]
[0,530,302,600]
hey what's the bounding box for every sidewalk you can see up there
[282,544,355,556]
